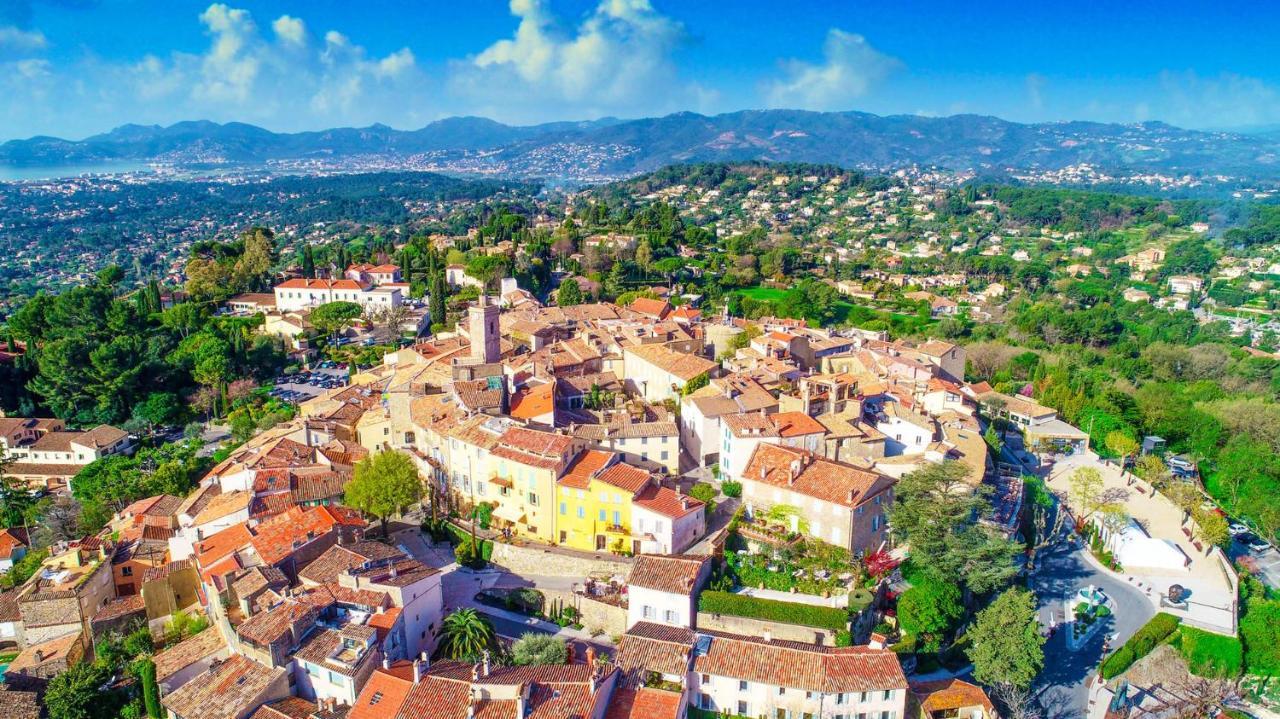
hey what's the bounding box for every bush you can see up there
[689,482,718,508]
[1241,598,1280,675]
[721,480,742,498]
[511,633,568,666]
[698,590,848,632]
[454,540,478,567]
[1099,613,1181,679]
[834,630,853,647]
[1178,626,1243,678]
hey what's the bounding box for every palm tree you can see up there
[439,608,498,661]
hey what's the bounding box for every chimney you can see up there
[762,629,772,643]
[467,700,476,719]
[421,651,430,669]
[482,650,491,677]
[869,632,888,650]
[585,646,596,667]
[382,656,391,671]
[413,658,424,684]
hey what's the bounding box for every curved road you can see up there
[1030,537,1155,719]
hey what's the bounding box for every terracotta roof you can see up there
[723,412,778,438]
[0,687,42,719]
[276,278,367,290]
[161,654,287,719]
[299,541,404,585]
[595,462,652,495]
[606,687,683,719]
[237,601,318,647]
[192,490,252,525]
[249,697,321,719]
[633,484,703,519]
[348,661,416,719]
[0,529,27,561]
[395,662,609,719]
[92,594,145,623]
[291,627,375,677]
[250,505,342,566]
[618,622,695,676]
[625,344,716,382]
[627,297,672,319]
[492,426,574,470]
[558,449,616,490]
[910,678,996,716]
[692,629,908,693]
[742,443,894,508]
[5,632,81,676]
[770,411,827,437]
[0,591,19,622]
[509,382,556,421]
[144,558,193,583]
[153,627,227,681]
[627,554,708,594]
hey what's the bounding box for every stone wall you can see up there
[488,542,633,578]
[541,588,628,639]
[696,611,837,646]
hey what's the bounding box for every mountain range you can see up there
[3,110,1279,181]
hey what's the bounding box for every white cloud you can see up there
[451,0,706,122]
[0,24,47,55]
[271,15,305,46]
[0,3,430,139]
[1157,70,1280,129]
[762,29,899,111]
[1026,73,1045,112]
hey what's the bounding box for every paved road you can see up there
[1031,537,1155,719]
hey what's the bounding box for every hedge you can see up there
[1099,613,1181,679]
[698,590,849,632]
[1177,626,1243,678]
[445,523,494,561]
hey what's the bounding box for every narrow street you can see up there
[1030,537,1155,719]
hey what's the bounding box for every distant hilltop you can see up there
[2,110,1279,181]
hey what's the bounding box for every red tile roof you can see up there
[558,449,617,490]
[510,382,556,421]
[595,462,652,495]
[276,278,367,291]
[626,554,708,594]
[633,484,703,519]
[742,443,894,508]
[691,629,908,693]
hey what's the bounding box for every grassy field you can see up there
[738,286,789,302]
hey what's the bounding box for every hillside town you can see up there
[0,160,1278,719]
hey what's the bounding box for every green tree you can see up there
[1241,599,1280,675]
[1105,430,1140,465]
[344,450,423,536]
[430,273,448,328]
[438,608,498,661]
[1191,507,1230,553]
[557,278,584,307]
[511,633,568,666]
[140,658,161,718]
[897,576,963,652]
[967,588,1045,691]
[1067,466,1109,522]
[888,461,1019,593]
[309,301,363,338]
[44,662,116,719]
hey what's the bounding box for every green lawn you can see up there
[738,287,789,302]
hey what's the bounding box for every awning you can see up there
[488,476,513,489]
[492,503,525,524]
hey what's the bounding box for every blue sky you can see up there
[2,0,1278,141]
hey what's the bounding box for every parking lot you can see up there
[270,361,350,403]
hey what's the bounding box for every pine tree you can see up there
[301,245,316,279]
[430,273,448,328]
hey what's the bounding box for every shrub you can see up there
[454,540,478,567]
[511,633,568,666]
[689,482,718,505]
[1241,598,1280,675]
[1099,613,1181,679]
[1178,626,1243,678]
[834,630,853,647]
[721,480,742,498]
[698,590,849,632]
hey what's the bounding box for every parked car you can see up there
[1246,535,1273,553]
[1229,522,1250,536]
[1167,455,1196,472]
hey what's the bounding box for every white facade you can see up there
[628,585,697,630]
[273,280,403,313]
[875,415,933,456]
[692,677,905,719]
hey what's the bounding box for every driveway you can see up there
[1031,537,1155,719]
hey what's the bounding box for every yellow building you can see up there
[555,450,655,553]
[485,426,582,544]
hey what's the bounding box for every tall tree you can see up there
[557,278,583,307]
[967,588,1045,691]
[438,608,498,662]
[344,450,422,536]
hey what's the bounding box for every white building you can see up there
[625,554,711,630]
[622,344,718,404]
[874,402,936,456]
[273,278,403,313]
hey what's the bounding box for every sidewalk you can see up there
[1048,453,1237,636]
